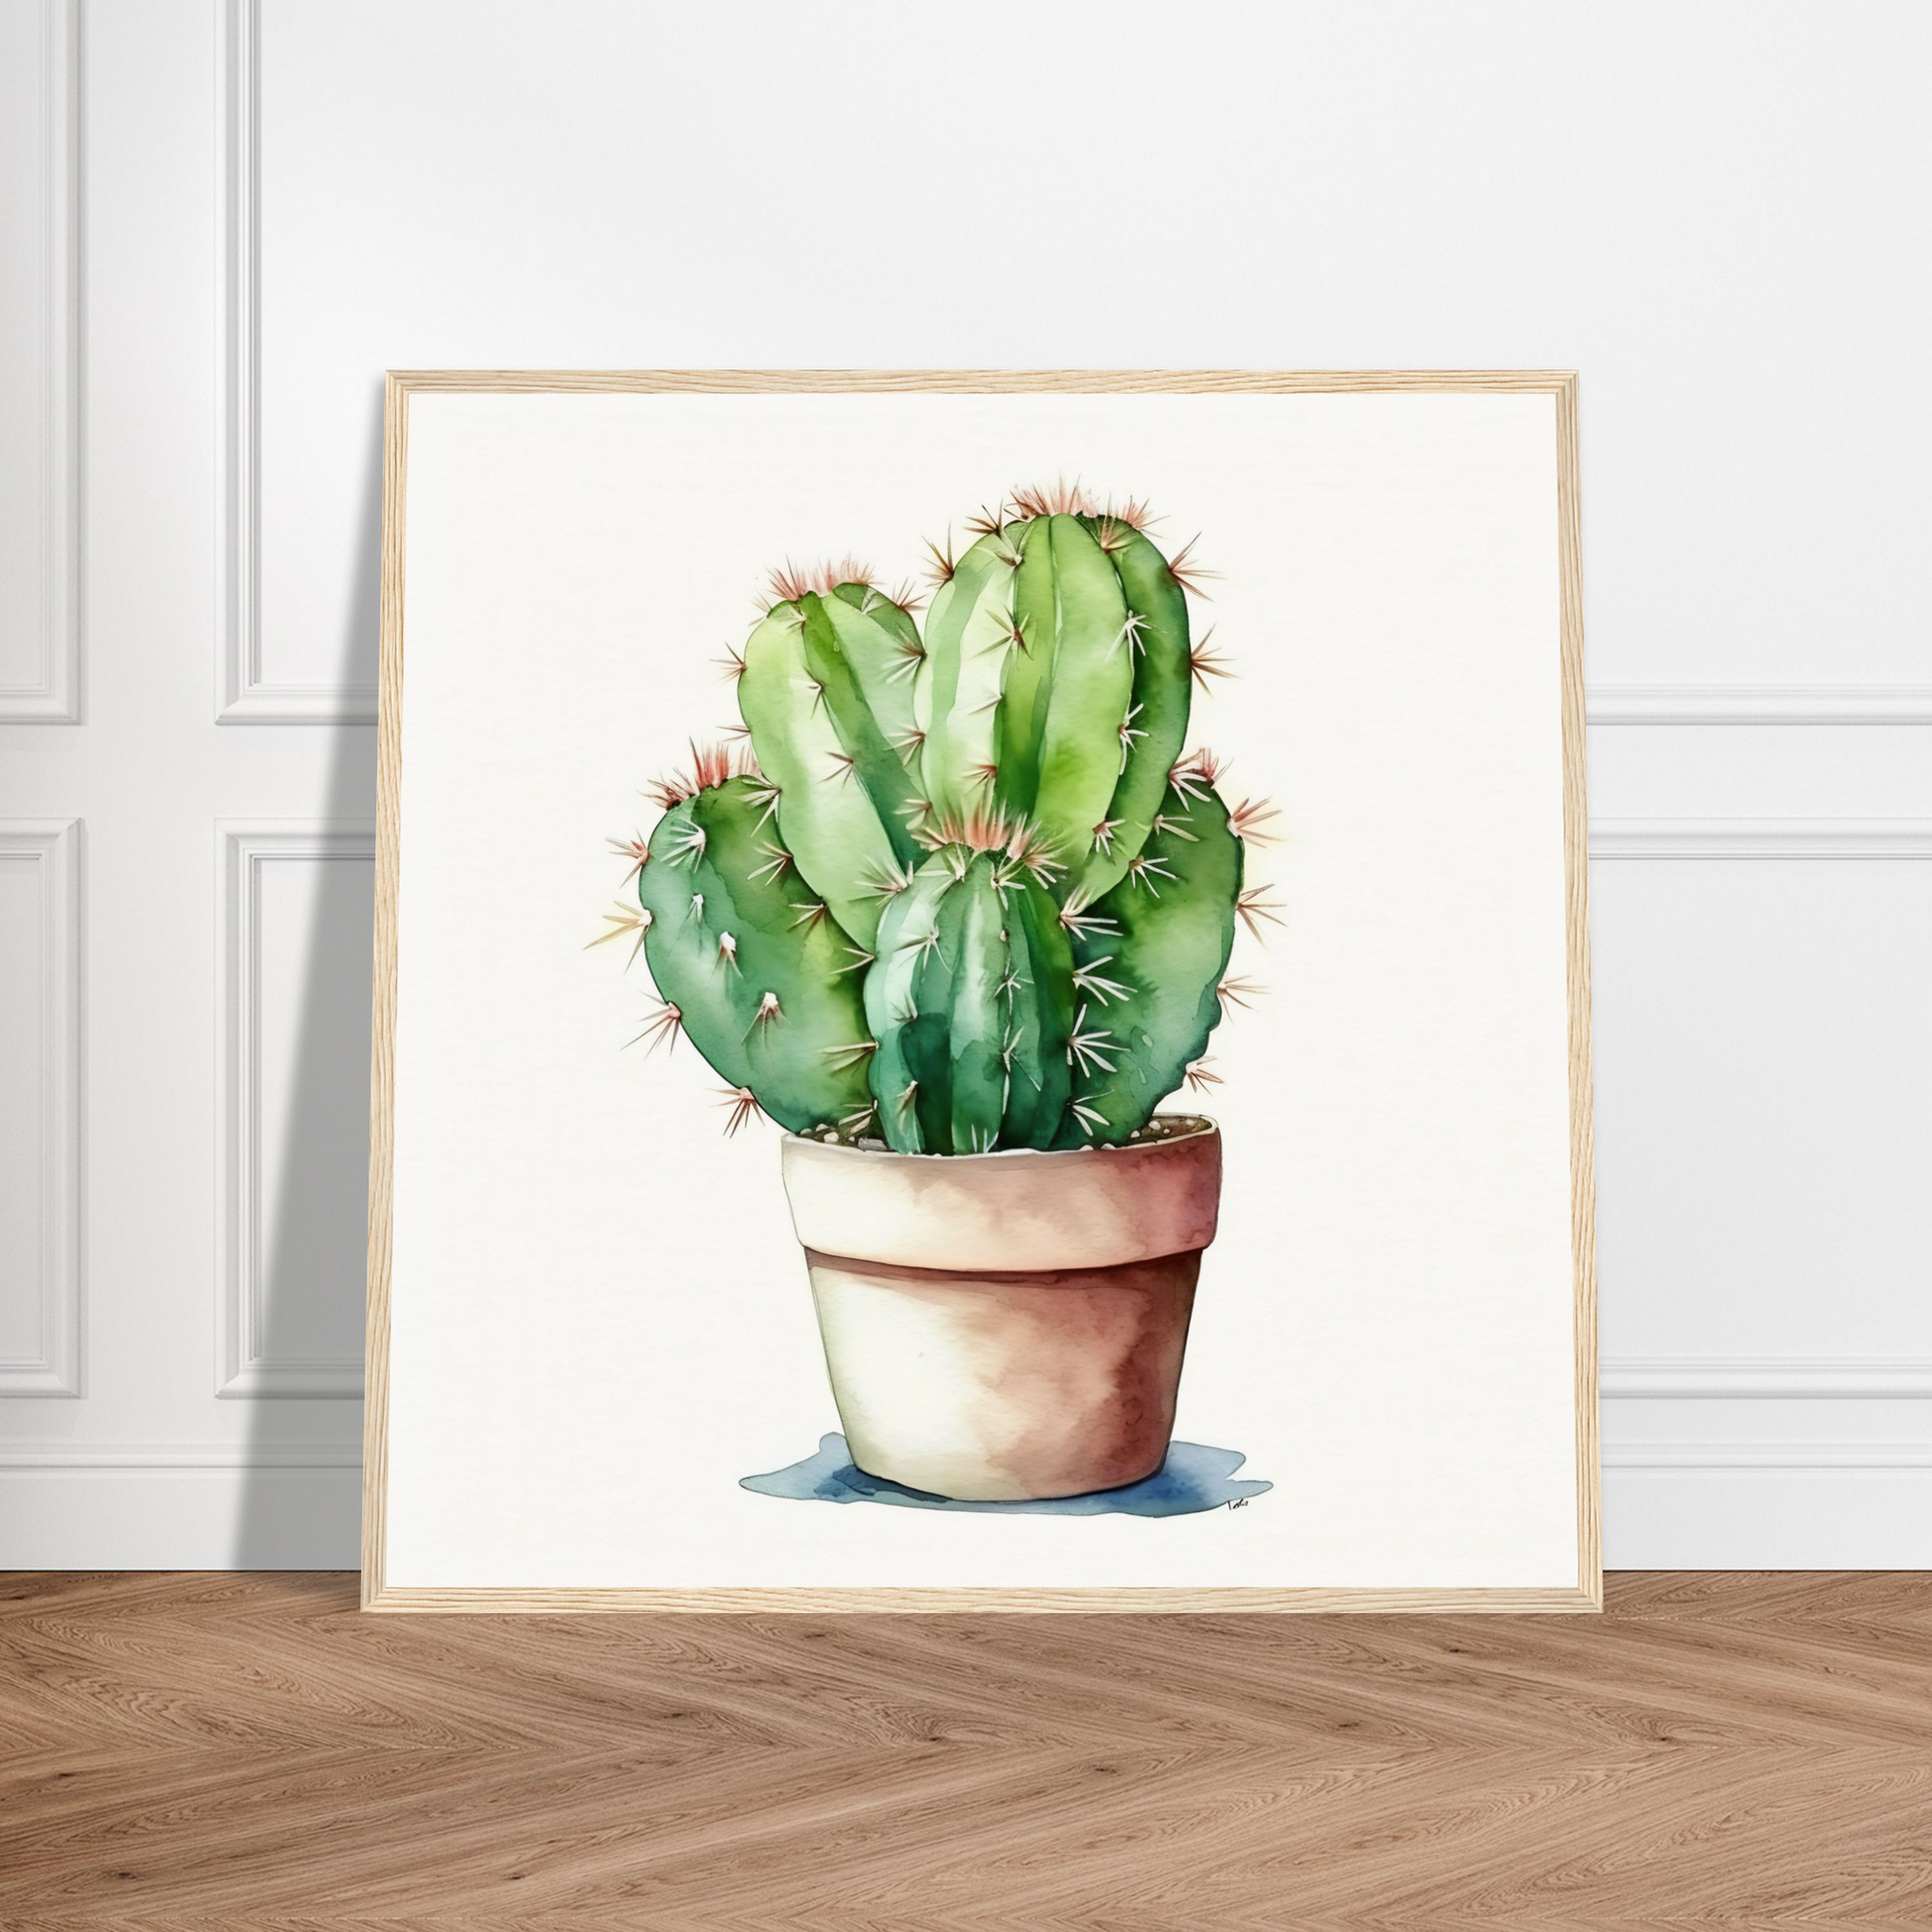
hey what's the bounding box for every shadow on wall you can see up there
[234,386,383,1568]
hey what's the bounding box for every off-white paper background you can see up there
[384,389,1578,1590]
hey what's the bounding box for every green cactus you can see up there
[600,490,1271,1152]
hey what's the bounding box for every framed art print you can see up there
[362,371,1597,1611]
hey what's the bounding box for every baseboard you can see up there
[7,1462,1931,1573]
[0,1467,360,1569]
[1604,1466,1932,1568]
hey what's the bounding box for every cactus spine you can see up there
[602,489,1271,1153]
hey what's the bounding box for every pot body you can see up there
[780,1121,1221,1501]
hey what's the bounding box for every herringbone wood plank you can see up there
[3,1574,1931,1928]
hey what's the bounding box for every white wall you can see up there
[2,0,1927,1569]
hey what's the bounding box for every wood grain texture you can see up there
[382,367,1582,396]
[359,373,408,1609]
[367,1585,1601,1617]
[5,1573,1931,1929]
[1554,373,1601,1603]
[363,372,1596,1613]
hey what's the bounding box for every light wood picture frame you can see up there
[363,370,1597,1613]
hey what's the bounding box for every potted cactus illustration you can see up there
[596,485,1277,1502]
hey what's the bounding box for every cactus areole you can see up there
[613,490,1274,1157]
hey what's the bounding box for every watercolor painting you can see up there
[369,375,1594,1607]
[594,483,1279,1507]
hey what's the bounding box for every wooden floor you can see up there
[4,1575,1932,1929]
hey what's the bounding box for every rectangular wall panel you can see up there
[214,0,376,722]
[0,821,80,1394]
[0,0,78,721]
[1592,822,1932,1373]
[216,823,374,1395]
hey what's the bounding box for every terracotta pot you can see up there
[779,1119,1222,1502]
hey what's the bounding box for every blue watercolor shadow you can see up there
[742,1434,1270,1517]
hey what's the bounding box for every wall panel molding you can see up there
[12,1442,1925,1472]
[215,0,375,725]
[13,1440,1928,1472]
[2,0,80,723]
[1587,685,1932,726]
[216,820,373,1397]
[1603,1359,1932,1400]
[0,821,81,1395]
[0,1440,358,1468]
[1589,817,1932,862]
[1605,1442,1932,1470]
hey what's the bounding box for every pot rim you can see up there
[782,1112,1218,1167]
[781,1113,1221,1272]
